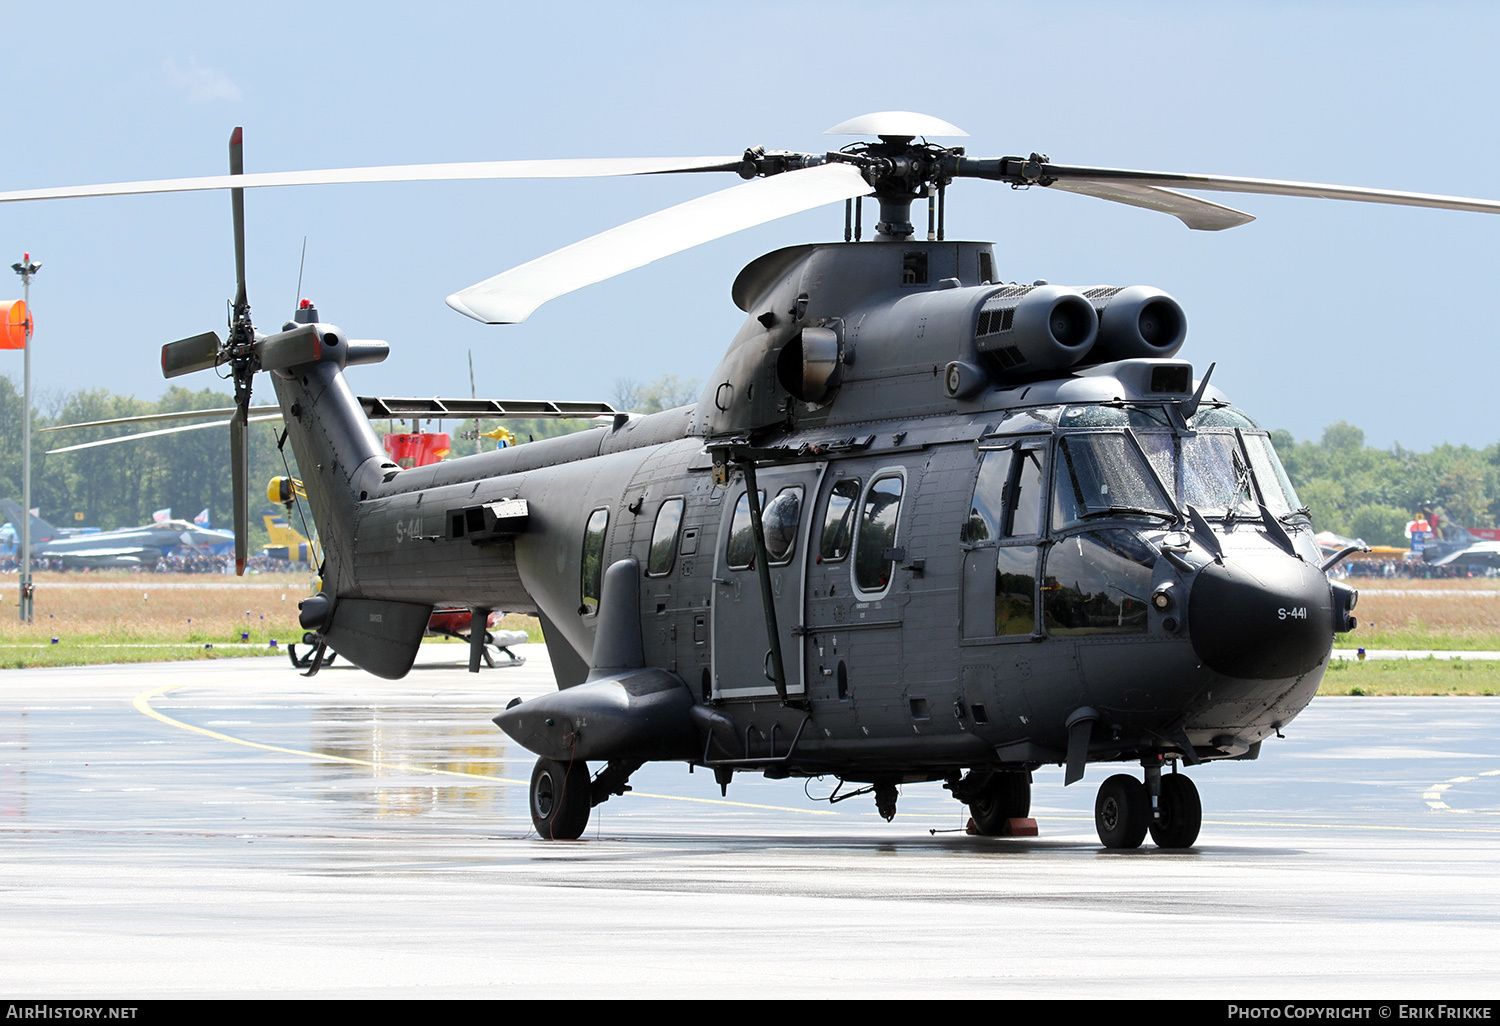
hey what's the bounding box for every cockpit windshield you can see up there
[1137,428,1303,520]
[1051,432,1176,529]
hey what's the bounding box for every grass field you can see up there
[1333,577,1500,651]
[1321,653,1500,696]
[2,572,1497,695]
[0,571,540,670]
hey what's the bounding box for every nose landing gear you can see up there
[1093,764,1201,850]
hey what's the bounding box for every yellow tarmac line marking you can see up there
[132,683,833,816]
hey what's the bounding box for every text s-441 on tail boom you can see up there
[21,112,1498,848]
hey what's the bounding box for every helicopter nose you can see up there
[1187,556,1335,679]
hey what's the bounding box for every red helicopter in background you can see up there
[281,427,532,673]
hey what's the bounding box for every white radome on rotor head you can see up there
[824,111,969,138]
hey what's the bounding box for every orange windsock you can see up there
[0,299,29,350]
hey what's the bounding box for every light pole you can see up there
[11,254,38,622]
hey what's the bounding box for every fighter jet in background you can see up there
[0,499,235,568]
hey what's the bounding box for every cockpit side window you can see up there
[965,450,1012,543]
[968,443,1047,542]
[1010,446,1046,537]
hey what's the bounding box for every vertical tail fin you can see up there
[0,499,59,548]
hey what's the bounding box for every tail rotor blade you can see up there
[229,410,248,576]
[255,322,321,373]
[161,331,224,378]
[229,127,247,314]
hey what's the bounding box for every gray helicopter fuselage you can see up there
[272,239,1348,786]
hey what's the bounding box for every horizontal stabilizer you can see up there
[359,396,617,419]
[321,598,433,680]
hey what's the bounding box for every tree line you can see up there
[1270,422,1500,547]
[0,376,297,549]
[4,373,1486,551]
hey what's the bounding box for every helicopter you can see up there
[10,111,1500,848]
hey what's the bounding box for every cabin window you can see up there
[1042,529,1155,636]
[763,486,803,565]
[854,474,904,594]
[648,498,684,577]
[580,508,609,615]
[819,478,861,562]
[725,490,764,570]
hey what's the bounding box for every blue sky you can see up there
[1,1,1497,449]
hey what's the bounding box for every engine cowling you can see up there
[972,284,1098,379]
[1083,285,1186,363]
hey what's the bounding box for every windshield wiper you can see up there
[1078,506,1177,522]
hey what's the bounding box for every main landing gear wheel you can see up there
[1149,773,1202,849]
[1095,773,1149,849]
[968,771,1031,836]
[529,757,591,840]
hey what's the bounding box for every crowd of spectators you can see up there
[1332,558,1499,579]
[0,552,311,574]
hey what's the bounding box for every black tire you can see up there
[968,771,1031,835]
[1149,773,1202,849]
[1095,773,1149,849]
[530,757,591,840]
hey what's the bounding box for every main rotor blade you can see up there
[42,404,280,433]
[446,161,874,324]
[1041,163,1500,218]
[1045,180,1255,231]
[45,414,282,454]
[0,156,743,204]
